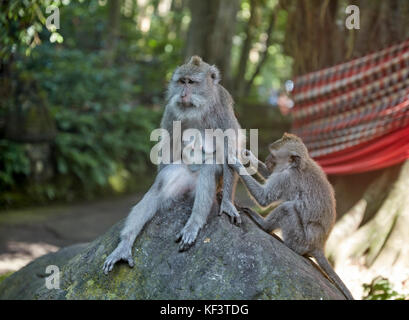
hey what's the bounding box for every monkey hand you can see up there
[219,200,242,225]
[175,222,200,252]
[103,241,134,274]
[242,149,258,167]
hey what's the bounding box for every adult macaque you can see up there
[230,133,354,300]
[103,56,244,274]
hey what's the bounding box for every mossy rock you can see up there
[0,199,345,300]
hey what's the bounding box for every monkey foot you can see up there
[175,223,200,252]
[219,201,242,225]
[103,242,134,274]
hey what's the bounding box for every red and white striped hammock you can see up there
[291,39,409,175]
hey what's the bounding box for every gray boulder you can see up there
[0,198,345,299]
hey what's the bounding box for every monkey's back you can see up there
[297,159,336,240]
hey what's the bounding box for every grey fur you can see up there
[103,56,243,274]
[230,133,354,300]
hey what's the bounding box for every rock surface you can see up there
[0,198,345,299]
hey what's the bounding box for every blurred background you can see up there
[1,0,409,300]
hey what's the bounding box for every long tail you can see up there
[311,249,354,300]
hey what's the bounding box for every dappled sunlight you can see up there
[336,259,409,299]
[0,241,59,274]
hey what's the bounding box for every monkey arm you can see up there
[229,161,270,207]
[219,138,241,224]
[158,108,176,173]
[238,172,273,207]
[220,162,241,224]
[230,159,284,207]
[254,160,270,180]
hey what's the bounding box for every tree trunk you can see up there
[184,0,240,90]
[234,0,259,97]
[105,0,122,66]
[244,5,278,97]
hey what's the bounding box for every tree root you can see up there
[328,161,409,269]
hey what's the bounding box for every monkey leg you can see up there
[246,201,309,254]
[103,188,158,274]
[219,162,241,225]
[276,201,311,256]
[176,164,218,251]
[242,207,275,232]
[240,207,284,243]
[104,164,196,274]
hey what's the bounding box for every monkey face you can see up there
[176,76,203,108]
[167,56,221,110]
[267,134,309,172]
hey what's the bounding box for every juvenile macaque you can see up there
[230,133,354,300]
[103,56,244,274]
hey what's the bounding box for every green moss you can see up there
[0,272,13,284]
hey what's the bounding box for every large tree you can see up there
[184,0,240,90]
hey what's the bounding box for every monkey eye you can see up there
[178,78,196,84]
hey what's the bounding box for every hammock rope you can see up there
[291,39,409,175]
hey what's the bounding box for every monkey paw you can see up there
[219,201,242,225]
[242,149,257,166]
[175,223,200,252]
[103,242,134,275]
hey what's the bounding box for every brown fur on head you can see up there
[174,55,220,84]
[269,133,304,151]
[188,55,203,66]
[266,133,309,172]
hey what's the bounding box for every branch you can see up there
[244,4,279,95]
[234,0,259,96]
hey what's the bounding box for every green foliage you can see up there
[0,0,294,207]
[363,276,408,300]
[0,271,13,284]
[0,0,64,61]
[0,140,31,189]
[232,0,293,100]
[0,0,175,205]
[53,105,160,198]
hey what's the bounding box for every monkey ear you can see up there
[289,152,305,170]
[209,65,221,84]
